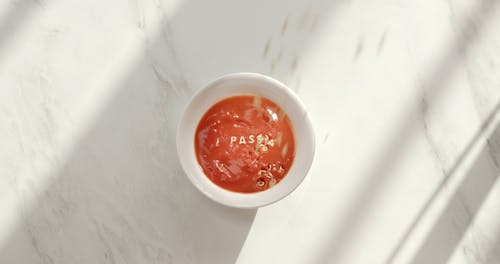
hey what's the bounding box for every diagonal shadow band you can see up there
[409,104,500,263]
[314,0,500,263]
[484,219,500,262]
[0,0,42,63]
[0,0,339,263]
[386,99,500,263]
[0,24,258,264]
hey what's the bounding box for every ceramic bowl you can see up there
[176,72,315,208]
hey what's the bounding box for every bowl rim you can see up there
[176,72,315,208]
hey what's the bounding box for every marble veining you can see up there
[0,0,500,263]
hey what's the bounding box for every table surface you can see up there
[1,0,500,263]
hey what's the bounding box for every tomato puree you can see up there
[194,95,295,193]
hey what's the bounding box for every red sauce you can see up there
[194,95,295,193]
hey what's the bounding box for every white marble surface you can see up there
[1,0,500,263]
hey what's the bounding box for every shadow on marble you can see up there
[0,49,257,263]
[385,0,500,262]
[164,0,339,91]
[408,101,500,263]
[485,229,500,263]
[312,0,500,263]
[0,0,340,263]
[0,0,41,60]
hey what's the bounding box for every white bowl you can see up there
[176,72,315,208]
